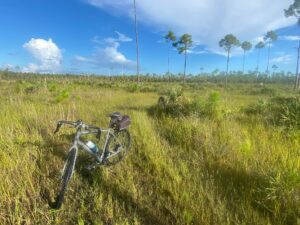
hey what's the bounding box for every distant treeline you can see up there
[0,70,296,84]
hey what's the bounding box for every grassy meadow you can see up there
[0,73,299,225]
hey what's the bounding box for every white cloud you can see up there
[253,36,265,43]
[270,54,293,64]
[75,31,135,70]
[23,38,63,73]
[84,0,295,53]
[280,35,300,41]
[115,31,132,42]
[74,55,88,62]
[91,31,132,46]
[187,49,207,55]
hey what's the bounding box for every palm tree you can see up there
[272,64,278,77]
[264,31,278,75]
[174,34,193,84]
[133,0,140,83]
[255,41,265,76]
[164,31,176,80]
[241,41,252,74]
[219,34,240,86]
[285,0,300,91]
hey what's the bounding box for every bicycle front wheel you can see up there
[55,147,77,209]
[105,129,131,166]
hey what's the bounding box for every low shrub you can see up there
[249,86,277,96]
[151,88,224,120]
[48,83,58,92]
[55,90,70,103]
[245,95,300,130]
[24,84,39,94]
[128,83,140,92]
[272,96,300,129]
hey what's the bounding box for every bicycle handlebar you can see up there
[54,120,101,138]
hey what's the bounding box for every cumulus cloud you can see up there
[23,38,63,73]
[75,31,135,71]
[84,0,295,53]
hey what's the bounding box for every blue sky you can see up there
[0,0,299,75]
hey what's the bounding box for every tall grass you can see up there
[0,75,299,224]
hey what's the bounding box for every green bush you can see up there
[48,83,58,92]
[151,89,223,120]
[272,96,300,129]
[24,84,39,94]
[245,99,268,115]
[128,83,140,92]
[245,96,300,130]
[55,90,70,103]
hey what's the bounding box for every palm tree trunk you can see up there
[295,40,300,91]
[168,45,170,82]
[133,0,140,83]
[267,43,271,75]
[242,50,246,74]
[256,49,261,77]
[226,49,230,87]
[183,49,187,84]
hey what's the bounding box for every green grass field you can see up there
[0,74,299,225]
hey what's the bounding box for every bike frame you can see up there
[70,127,116,164]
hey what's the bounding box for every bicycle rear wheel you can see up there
[105,129,131,166]
[55,147,77,209]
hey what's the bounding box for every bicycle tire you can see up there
[54,147,77,209]
[104,129,131,166]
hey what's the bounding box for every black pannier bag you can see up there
[118,115,131,130]
[109,113,131,130]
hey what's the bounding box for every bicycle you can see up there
[53,112,131,209]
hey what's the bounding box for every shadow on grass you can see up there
[77,168,174,225]
[203,161,298,225]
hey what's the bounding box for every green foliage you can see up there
[128,83,140,92]
[202,91,222,119]
[151,89,224,120]
[246,95,300,130]
[245,98,268,114]
[272,96,300,129]
[284,0,300,24]
[168,87,183,101]
[48,83,58,92]
[173,34,193,54]
[241,41,252,51]
[164,30,176,43]
[255,41,265,49]
[24,83,39,94]
[219,34,240,52]
[55,90,70,103]
[264,30,278,43]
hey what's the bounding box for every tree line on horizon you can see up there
[163,30,278,87]
[131,0,300,91]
